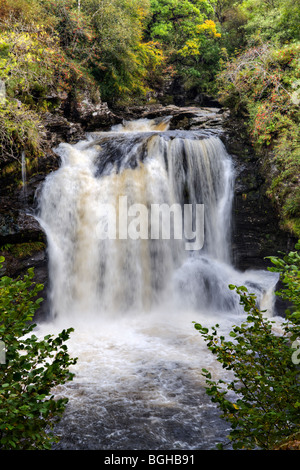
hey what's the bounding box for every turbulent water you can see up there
[35,115,279,450]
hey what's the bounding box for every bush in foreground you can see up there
[194,242,300,449]
[0,256,77,449]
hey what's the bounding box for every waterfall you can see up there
[36,116,279,450]
[38,118,239,319]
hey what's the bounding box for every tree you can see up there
[148,0,215,49]
[83,0,162,102]
[147,0,222,94]
[0,257,77,449]
[210,0,247,56]
[39,0,163,104]
[241,0,300,43]
[193,242,300,449]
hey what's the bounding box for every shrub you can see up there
[0,256,77,449]
[0,101,44,165]
[194,242,300,450]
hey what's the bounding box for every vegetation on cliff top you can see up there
[218,42,300,237]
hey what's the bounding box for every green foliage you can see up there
[194,242,300,450]
[148,0,215,47]
[0,242,46,260]
[0,4,97,103]
[0,257,77,449]
[83,0,164,103]
[0,101,43,164]
[0,0,98,171]
[213,0,247,57]
[217,42,300,237]
[267,242,300,330]
[39,0,163,104]
[0,0,299,105]
[241,0,300,43]
[147,0,222,95]
[0,0,45,29]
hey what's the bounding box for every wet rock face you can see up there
[111,104,227,132]
[0,186,49,320]
[221,119,296,271]
[231,166,290,270]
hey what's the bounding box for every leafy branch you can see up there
[194,242,300,450]
[0,256,77,449]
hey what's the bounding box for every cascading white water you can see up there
[38,120,236,318]
[36,116,279,450]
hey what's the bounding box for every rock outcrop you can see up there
[221,118,296,271]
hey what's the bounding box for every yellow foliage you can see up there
[196,20,221,38]
[139,41,165,69]
[177,20,221,57]
[178,40,201,57]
